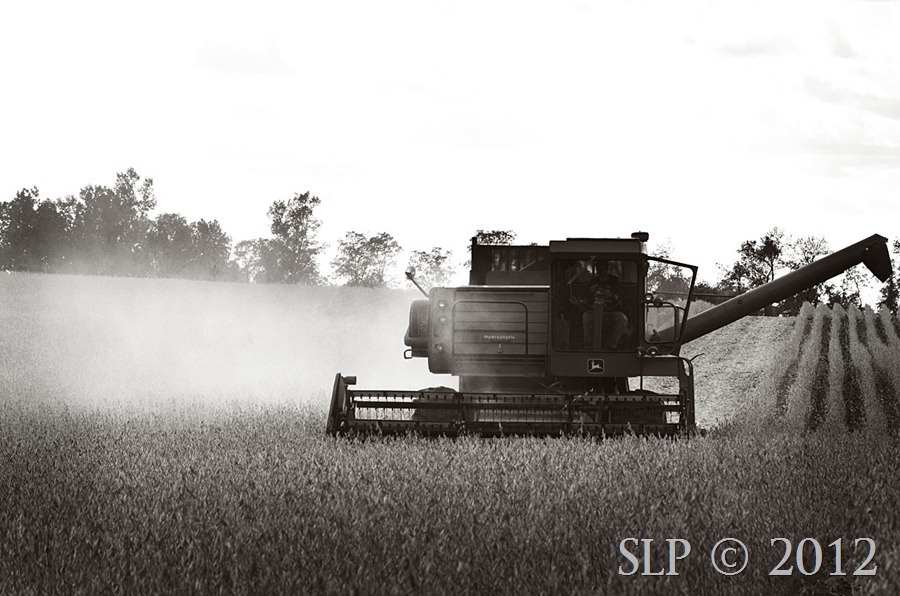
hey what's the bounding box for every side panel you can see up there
[431,287,550,377]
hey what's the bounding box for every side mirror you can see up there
[406,267,428,297]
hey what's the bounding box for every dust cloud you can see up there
[0,273,445,412]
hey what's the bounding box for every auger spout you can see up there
[679,234,891,345]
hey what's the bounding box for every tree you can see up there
[266,191,324,284]
[52,195,84,272]
[646,239,691,296]
[332,231,402,287]
[0,188,70,272]
[719,228,785,292]
[462,229,518,268]
[407,247,455,289]
[0,170,242,282]
[879,240,900,315]
[880,276,899,316]
[145,213,193,278]
[188,219,232,281]
[76,168,156,275]
[783,235,829,270]
[778,235,831,315]
[474,229,516,245]
[146,215,234,281]
[716,228,789,314]
[233,238,280,284]
[0,187,38,270]
[826,265,867,308]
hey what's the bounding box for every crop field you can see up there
[2,273,899,595]
[772,303,900,435]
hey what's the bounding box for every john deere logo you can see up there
[587,359,604,374]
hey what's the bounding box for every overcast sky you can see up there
[2,0,898,286]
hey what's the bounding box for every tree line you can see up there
[1,169,897,313]
[0,168,458,288]
[650,227,900,315]
[0,170,234,281]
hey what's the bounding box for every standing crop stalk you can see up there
[863,308,899,434]
[878,308,900,350]
[773,302,815,415]
[891,309,900,344]
[785,304,826,428]
[846,305,883,433]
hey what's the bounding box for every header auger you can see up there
[327,233,891,438]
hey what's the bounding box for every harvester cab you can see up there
[327,232,891,438]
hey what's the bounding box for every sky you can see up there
[2,0,899,288]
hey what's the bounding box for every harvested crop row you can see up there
[807,309,831,430]
[836,305,864,431]
[824,304,845,431]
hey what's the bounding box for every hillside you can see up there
[681,315,795,428]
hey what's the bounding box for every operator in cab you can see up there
[581,259,629,350]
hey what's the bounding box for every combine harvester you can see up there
[327,233,891,437]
